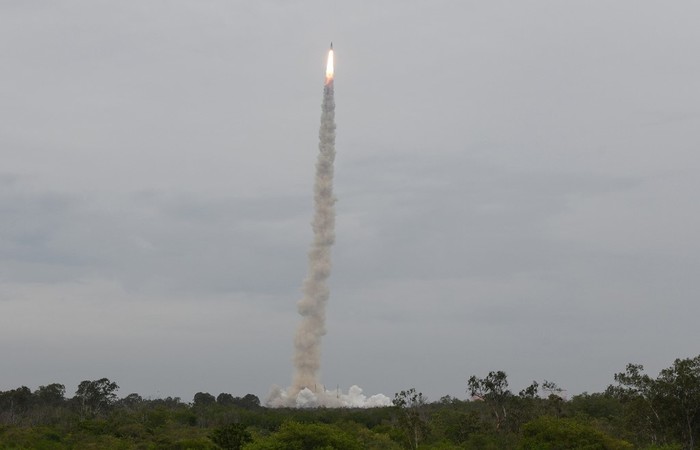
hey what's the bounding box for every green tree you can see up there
[243,421,361,450]
[608,355,700,449]
[540,380,565,418]
[34,383,66,406]
[467,371,548,434]
[217,393,235,406]
[519,416,632,450]
[193,392,217,408]
[0,386,32,424]
[74,378,119,418]
[211,423,252,449]
[468,371,512,431]
[234,394,261,409]
[431,408,487,445]
[569,392,623,423]
[120,393,143,409]
[656,356,700,449]
[393,388,429,449]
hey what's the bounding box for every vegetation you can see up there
[1,354,699,449]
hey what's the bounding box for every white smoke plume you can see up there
[266,384,391,408]
[267,48,390,409]
[290,55,336,397]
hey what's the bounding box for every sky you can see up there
[2,1,699,403]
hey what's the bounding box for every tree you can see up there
[216,393,261,409]
[540,380,565,417]
[518,381,540,400]
[234,393,260,409]
[541,380,563,399]
[431,408,486,445]
[34,383,66,406]
[244,421,361,450]
[217,393,235,406]
[569,392,623,422]
[393,388,429,449]
[120,393,143,409]
[74,378,119,418]
[193,392,216,408]
[608,355,700,449]
[0,386,32,424]
[656,356,700,449]
[210,423,252,449]
[519,416,633,450]
[513,380,542,428]
[467,371,548,433]
[468,371,512,431]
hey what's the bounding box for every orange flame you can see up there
[325,49,334,84]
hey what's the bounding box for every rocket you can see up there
[330,42,333,50]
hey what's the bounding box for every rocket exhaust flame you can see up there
[325,48,334,84]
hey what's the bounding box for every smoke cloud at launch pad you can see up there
[267,385,390,409]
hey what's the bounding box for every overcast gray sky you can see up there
[2,1,699,402]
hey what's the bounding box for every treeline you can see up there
[0,354,698,449]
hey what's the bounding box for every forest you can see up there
[1,354,698,449]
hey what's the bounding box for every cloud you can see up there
[0,177,311,295]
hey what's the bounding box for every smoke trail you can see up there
[290,53,336,396]
[265,48,390,409]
